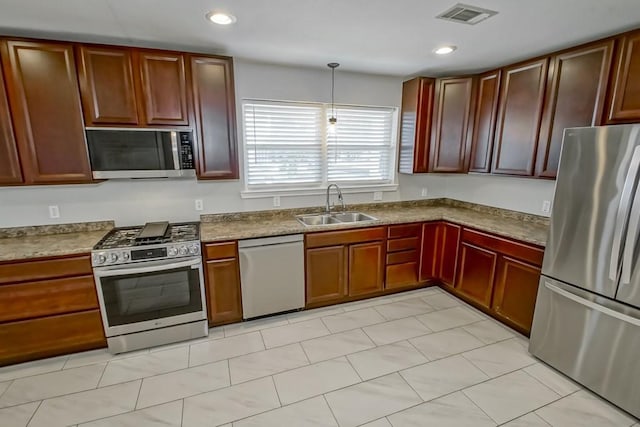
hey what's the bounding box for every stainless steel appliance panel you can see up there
[529,276,640,418]
[542,125,640,298]
[618,175,640,308]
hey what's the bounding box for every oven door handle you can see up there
[95,258,201,277]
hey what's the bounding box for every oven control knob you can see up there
[96,254,106,265]
[121,252,130,261]
[109,253,119,263]
[179,246,188,255]
[188,245,199,255]
[168,247,178,256]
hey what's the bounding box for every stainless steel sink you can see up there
[296,211,377,226]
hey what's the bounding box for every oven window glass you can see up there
[87,130,175,171]
[99,265,202,326]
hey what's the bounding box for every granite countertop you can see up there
[200,199,549,246]
[0,221,114,262]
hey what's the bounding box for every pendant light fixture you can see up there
[328,62,339,132]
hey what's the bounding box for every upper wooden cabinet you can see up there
[77,46,139,125]
[469,71,501,173]
[0,63,22,185]
[429,77,475,173]
[189,55,238,179]
[1,40,92,184]
[536,41,614,178]
[398,77,435,174]
[78,46,188,127]
[492,58,549,176]
[608,30,640,123]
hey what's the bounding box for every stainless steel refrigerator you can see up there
[529,124,640,419]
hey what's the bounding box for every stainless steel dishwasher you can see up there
[238,234,305,319]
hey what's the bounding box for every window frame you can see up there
[240,99,399,198]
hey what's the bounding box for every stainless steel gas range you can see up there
[91,221,208,354]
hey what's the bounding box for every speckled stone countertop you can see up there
[0,221,114,262]
[200,199,549,246]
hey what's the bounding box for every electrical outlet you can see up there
[373,191,383,201]
[48,205,60,219]
[273,196,281,207]
[194,199,204,211]
[542,200,552,214]
[421,187,428,197]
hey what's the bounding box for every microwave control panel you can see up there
[179,132,195,169]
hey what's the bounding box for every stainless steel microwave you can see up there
[86,128,196,179]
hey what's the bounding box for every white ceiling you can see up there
[0,0,639,76]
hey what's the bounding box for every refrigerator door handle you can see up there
[609,143,640,281]
[621,183,640,285]
[545,282,640,326]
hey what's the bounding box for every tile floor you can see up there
[0,287,638,427]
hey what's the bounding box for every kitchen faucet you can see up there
[325,183,345,214]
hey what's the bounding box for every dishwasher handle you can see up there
[238,234,303,248]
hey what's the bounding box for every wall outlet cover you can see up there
[542,200,552,214]
[273,196,281,207]
[48,205,60,219]
[195,199,204,211]
[373,191,383,201]
[421,188,428,197]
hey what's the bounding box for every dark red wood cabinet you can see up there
[189,55,238,179]
[607,30,640,123]
[492,58,549,176]
[469,70,501,173]
[1,40,92,184]
[536,41,614,178]
[0,61,22,185]
[429,77,475,173]
[437,222,461,287]
[398,77,435,174]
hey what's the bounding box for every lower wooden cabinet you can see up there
[203,242,243,326]
[349,242,384,296]
[419,222,439,281]
[306,245,347,305]
[386,223,422,289]
[438,223,461,287]
[492,256,542,333]
[455,242,497,306]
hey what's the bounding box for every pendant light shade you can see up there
[328,62,339,129]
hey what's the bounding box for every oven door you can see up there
[93,257,207,337]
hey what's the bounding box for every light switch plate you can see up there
[542,200,552,214]
[195,199,204,211]
[373,191,383,201]
[273,196,281,207]
[421,188,428,197]
[48,205,60,219]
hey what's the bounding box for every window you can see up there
[242,100,397,193]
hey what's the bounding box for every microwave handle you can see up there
[171,131,180,170]
[95,258,201,277]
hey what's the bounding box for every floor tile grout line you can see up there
[0,379,12,400]
[520,365,565,398]
[95,362,109,390]
[269,375,283,408]
[24,399,43,426]
[180,398,185,427]
[490,387,582,426]
[322,394,341,427]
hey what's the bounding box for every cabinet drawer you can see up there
[0,310,106,366]
[204,242,237,260]
[386,263,419,289]
[387,224,421,239]
[461,228,544,266]
[387,237,419,253]
[0,255,92,285]
[0,275,98,323]
[306,227,386,248]
[386,250,418,265]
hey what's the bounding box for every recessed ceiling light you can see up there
[434,46,457,55]
[206,11,237,25]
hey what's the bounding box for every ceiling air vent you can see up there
[436,3,498,25]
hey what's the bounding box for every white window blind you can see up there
[243,100,397,190]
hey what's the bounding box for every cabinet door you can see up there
[608,30,640,123]
[306,245,347,305]
[2,40,92,184]
[77,46,139,125]
[419,222,439,281]
[438,223,461,287]
[189,55,238,179]
[349,241,384,296]
[205,258,242,325]
[139,51,189,125]
[398,77,435,174]
[0,63,22,184]
[429,77,474,172]
[455,242,498,307]
[492,58,548,176]
[492,256,541,334]
[537,41,614,178]
[469,71,500,173]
